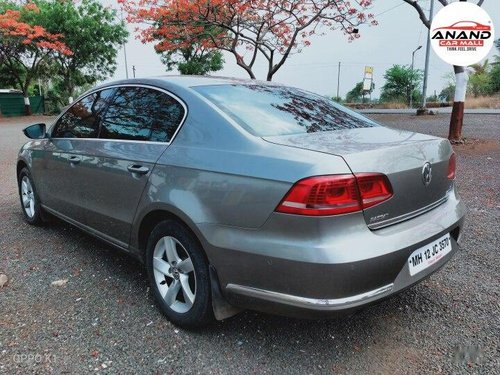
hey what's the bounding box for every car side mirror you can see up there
[23,123,46,139]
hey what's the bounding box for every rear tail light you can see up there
[276,173,393,216]
[355,173,393,209]
[447,153,456,179]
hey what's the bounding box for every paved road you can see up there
[358,108,500,115]
[357,107,500,115]
[367,113,500,141]
[0,115,499,374]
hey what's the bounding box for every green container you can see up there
[0,94,45,117]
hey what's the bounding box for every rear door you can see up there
[79,85,186,246]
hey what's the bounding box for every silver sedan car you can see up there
[17,76,465,328]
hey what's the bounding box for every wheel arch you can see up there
[16,159,29,181]
[133,205,212,264]
[134,205,240,320]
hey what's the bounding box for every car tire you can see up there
[146,219,214,328]
[18,167,44,226]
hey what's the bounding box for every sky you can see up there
[107,0,500,99]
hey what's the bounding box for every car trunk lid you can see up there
[264,127,453,229]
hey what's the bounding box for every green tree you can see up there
[345,82,363,103]
[32,0,128,105]
[0,62,20,88]
[158,46,224,75]
[152,24,224,75]
[345,81,374,103]
[426,93,438,102]
[380,64,422,106]
[489,64,500,94]
[488,39,500,94]
[439,84,455,102]
[467,60,492,97]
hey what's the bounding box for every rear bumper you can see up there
[200,187,465,318]
[223,230,460,318]
[226,282,395,313]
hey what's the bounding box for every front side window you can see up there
[100,87,185,142]
[52,89,114,138]
[194,84,379,137]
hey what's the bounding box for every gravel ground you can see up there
[0,114,498,374]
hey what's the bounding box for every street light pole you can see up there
[335,28,357,101]
[410,45,422,108]
[336,61,341,100]
[421,0,435,110]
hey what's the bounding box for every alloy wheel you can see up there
[152,236,196,313]
[21,176,35,218]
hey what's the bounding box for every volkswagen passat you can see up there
[17,77,465,327]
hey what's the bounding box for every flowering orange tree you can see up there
[122,0,376,80]
[0,2,71,114]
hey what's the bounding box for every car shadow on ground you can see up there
[34,211,425,333]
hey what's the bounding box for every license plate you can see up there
[408,233,452,276]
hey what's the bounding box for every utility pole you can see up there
[132,65,136,78]
[124,46,129,79]
[121,9,129,79]
[421,0,434,110]
[336,61,341,100]
[410,45,422,108]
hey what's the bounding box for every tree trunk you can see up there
[67,78,75,105]
[448,65,468,143]
[23,96,32,116]
[234,55,256,80]
[240,65,255,79]
[266,51,275,81]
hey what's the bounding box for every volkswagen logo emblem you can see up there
[422,162,432,186]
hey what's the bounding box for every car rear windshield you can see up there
[194,84,379,136]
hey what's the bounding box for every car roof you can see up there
[160,75,275,87]
[96,75,284,92]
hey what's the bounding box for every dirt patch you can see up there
[454,139,500,155]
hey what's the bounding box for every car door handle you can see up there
[127,164,149,175]
[68,155,81,164]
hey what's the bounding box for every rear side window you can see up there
[52,89,114,138]
[99,87,185,142]
[194,84,379,136]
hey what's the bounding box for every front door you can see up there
[41,90,113,223]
